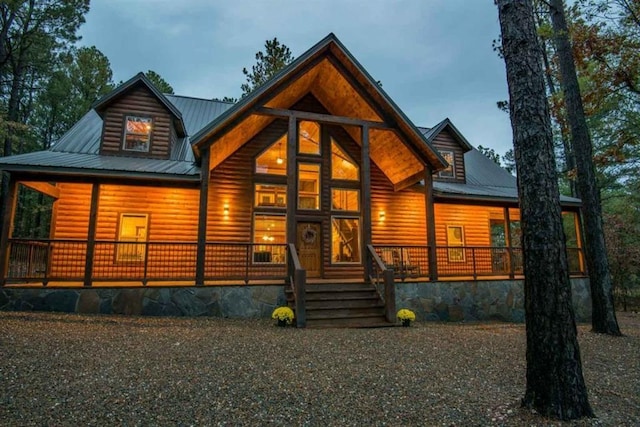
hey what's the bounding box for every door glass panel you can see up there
[331,188,359,212]
[256,134,287,175]
[331,139,359,180]
[299,121,320,155]
[255,184,286,208]
[298,163,320,210]
[331,217,361,263]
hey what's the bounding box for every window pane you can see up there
[331,139,359,180]
[439,151,455,178]
[123,116,152,152]
[117,213,148,262]
[255,184,287,208]
[253,214,286,263]
[256,134,287,175]
[299,121,320,155]
[298,163,320,210]
[331,217,360,263]
[331,189,359,211]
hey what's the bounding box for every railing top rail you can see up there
[367,244,388,272]
[288,243,303,271]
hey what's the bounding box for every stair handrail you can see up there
[287,243,306,328]
[367,244,396,323]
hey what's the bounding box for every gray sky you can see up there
[79,0,513,156]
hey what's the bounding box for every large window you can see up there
[331,217,361,263]
[255,184,286,208]
[331,189,359,212]
[331,139,359,180]
[439,150,455,178]
[256,134,287,175]
[123,116,152,152]
[446,224,465,262]
[298,163,320,210]
[253,214,286,263]
[299,121,321,155]
[116,213,148,262]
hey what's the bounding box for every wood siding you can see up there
[100,85,174,159]
[432,129,466,183]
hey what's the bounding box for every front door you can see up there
[297,222,322,277]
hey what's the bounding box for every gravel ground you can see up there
[0,312,638,427]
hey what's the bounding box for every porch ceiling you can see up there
[208,58,425,187]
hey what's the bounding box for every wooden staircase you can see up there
[286,282,395,328]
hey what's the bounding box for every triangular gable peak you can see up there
[424,118,473,183]
[93,72,186,137]
[192,33,447,189]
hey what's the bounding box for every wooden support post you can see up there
[83,183,100,287]
[504,207,515,279]
[361,125,373,282]
[286,116,297,248]
[424,168,438,280]
[195,148,211,286]
[0,175,18,286]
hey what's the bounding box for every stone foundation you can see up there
[0,279,591,322]
[395,278,591,322]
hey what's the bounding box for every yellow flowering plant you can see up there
[272,306,295,325]
[397,309,416,322]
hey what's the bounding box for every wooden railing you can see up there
[4,239,287,285]
[373,245,586,280]
[287,243,306,328]
[367,244,395,322]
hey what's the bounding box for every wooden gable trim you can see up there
[255,107,392,129]
[20,181,60,199]
[393,170,426,192]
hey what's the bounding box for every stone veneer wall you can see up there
[395,278,592,322]
[0,279,591,322]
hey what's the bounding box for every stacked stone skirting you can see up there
[0,279,591,322]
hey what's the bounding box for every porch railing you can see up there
[367,244,395,322]
[373,245,585,280]
[5,239,287,285]
[287,243,306,328]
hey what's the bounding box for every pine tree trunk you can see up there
[497,0,593,420]
[548,0,621,336]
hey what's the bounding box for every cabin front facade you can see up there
[0,35,589,326]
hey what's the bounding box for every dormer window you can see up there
[439,150,455,178]
[123,116,152,152]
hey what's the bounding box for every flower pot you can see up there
[401,319,411,327]
[277,319,288,327]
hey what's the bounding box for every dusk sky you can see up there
[78,0,513,156]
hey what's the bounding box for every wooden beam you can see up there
[0,175,18,286]
[255,106,392,130]
[361,125,373,282]
[392,171,425,192]
[83,183,100,287]
[195,148,211,285]
[20,181,60,199]
[504,206,514,279]
[424,169,438,281]
[286,116,297,247]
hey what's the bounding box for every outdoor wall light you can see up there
[223,204,230,216]
[379,211,386,221]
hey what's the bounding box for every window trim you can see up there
[252,212,287,265]
[255,132,288,176]
[297,162,321,211]
[254,183,287,209]
[330,138,360,182]
[298,120,321,156]
[115,212,149,263]
[330,188,360,213]
[122,115,153,153]
[438,150,456,178]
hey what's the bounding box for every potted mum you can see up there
[397,309,416,327]
[272,306,294,327]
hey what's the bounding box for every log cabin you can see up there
[0,34,587,326]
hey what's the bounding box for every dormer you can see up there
[423,118,473,184]
[93,73,186,160]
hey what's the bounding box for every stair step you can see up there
[305,299,383,310]
[306,316,395,329]
[306,307,386,320]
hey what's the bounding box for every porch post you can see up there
[83,183,100,287]
[286,116,297,249]
[504,207,515,279]
[361,125,373,281]
[0,174,18,286]
[195,148,211,286]
[423,168,438,280]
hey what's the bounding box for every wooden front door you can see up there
[297,222,322,277]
